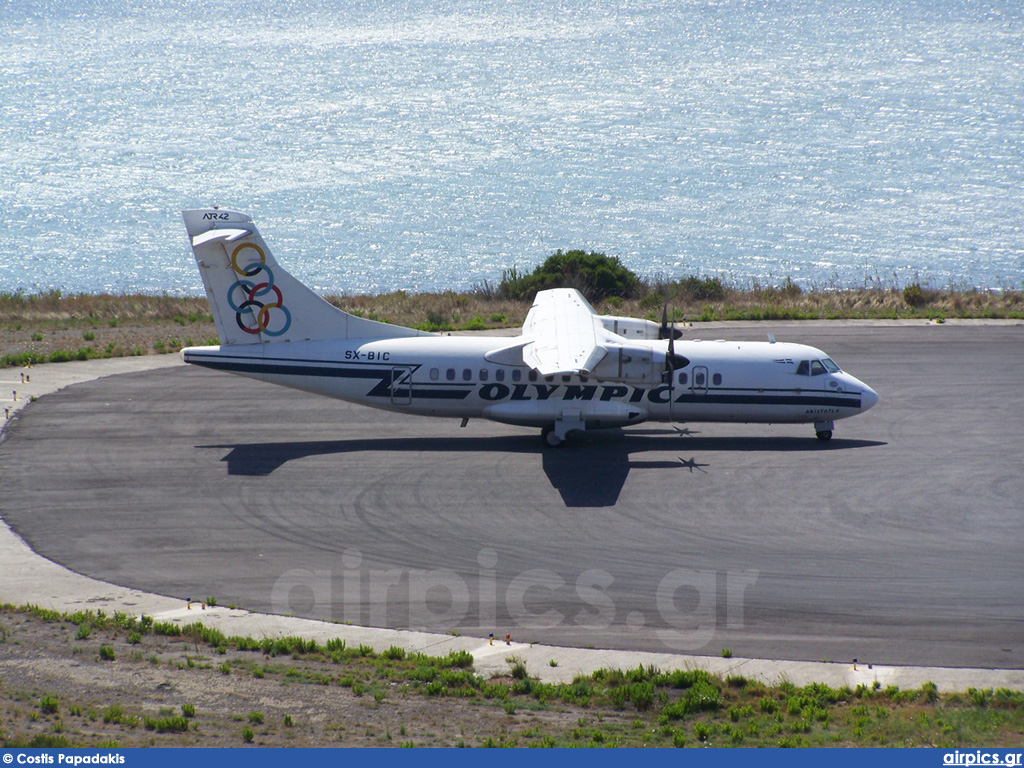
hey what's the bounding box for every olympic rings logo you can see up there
[226,243,292,336]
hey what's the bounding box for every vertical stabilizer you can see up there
[182,209,428,344]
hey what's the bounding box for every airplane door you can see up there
[691,366,709,396]
[390,366,413,405]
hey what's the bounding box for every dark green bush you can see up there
[499,250,641,302]
[903,282,928,307]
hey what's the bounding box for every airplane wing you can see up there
[520,289,610,376]
[483,288,680,385]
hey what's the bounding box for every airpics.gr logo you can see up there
[226,242,292,337]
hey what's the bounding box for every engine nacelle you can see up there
[588,344,663,385]
[598,315,663,340]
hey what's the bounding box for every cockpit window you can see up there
[821,358,841,373]
[809,360,826,376]
[796,361,809,376]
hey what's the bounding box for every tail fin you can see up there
[183,209,428,345]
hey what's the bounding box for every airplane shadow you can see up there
[199,431,885,508]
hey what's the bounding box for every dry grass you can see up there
[3,605,1023,748]
[2,286,1022,367]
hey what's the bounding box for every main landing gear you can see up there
[541,414,585,447]
[541,426,562,447]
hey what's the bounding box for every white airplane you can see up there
[181,209,878,446]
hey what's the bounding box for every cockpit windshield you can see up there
[797,358,842,376]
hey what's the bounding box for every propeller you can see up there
[658,304,684,340]
[661,305,690,425]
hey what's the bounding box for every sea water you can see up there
[1,0,1022,296]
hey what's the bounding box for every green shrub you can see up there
[181,704,196,719]
[99,645,116,661]
[153,621,181,636]
[507,656,529,680]
[630,682,655,711]
[903,282,928,307]
[759,696,779,714]
[241,726,254,743]
[144,715,188,733]
[442,649,474,669]
[674,275,726,301]
[39,695,59,715]
[499,250,641,302]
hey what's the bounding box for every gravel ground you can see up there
[0,608,590,748]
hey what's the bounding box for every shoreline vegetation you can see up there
[3,253,1023,368]
[1,604,1022,748]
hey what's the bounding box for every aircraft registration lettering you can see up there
[345,350,391,361]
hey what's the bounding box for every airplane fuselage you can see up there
[183,335,874,431]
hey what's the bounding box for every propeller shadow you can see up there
[199,431,883,508]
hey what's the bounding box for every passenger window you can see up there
[712,373,722,386]
[513,369,523,382]
[796,361,810,376]
[446,368,456,381]
[430,368,439,381]
[462,369,472,381]
[528,370,537,382]
[678,372,688,385]
[810,361,826,376]
[695,372,705,386]
[496,369,505,382]
[562,375,571,383]
[480,369,489,382]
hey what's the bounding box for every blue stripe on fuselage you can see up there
[184,354,862,409]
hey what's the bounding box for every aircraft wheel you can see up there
[816,429,833,442]
[542,427,563,447]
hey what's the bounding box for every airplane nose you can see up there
[860,384,879,411]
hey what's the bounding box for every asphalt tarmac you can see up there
[1,323,1022,668]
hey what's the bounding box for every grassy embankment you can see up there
[2,282,1022,369]
[1,604,1022,748]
